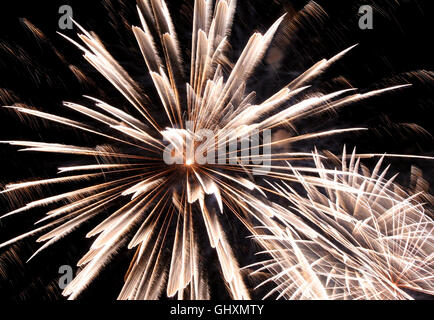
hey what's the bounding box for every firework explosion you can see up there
[0,0,432,300]
[251,148,434,299]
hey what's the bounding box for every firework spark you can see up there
[0,0,425,300]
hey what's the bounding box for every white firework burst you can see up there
[251,148,434,299]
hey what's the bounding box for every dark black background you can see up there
[0,0,432,301]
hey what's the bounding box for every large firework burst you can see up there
[0,0,430,300]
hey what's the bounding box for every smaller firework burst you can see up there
[251,148,434,300]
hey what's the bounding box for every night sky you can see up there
[0,0,432,301]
